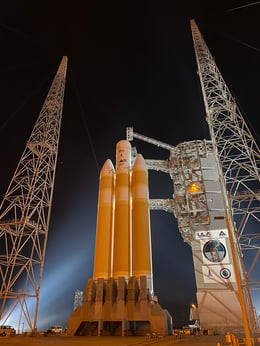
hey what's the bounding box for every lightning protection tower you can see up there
[190,19,260,339]
[126,19,260,344]
[0,56,68,333]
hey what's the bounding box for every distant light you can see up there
[186,182,201,193]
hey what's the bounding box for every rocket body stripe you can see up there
[113,140,131,279]
[93,159,115,280]
[132,154,153,293]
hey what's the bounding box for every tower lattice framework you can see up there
[0,56,68,332]
[126,19,260,340]
[190,19,260,290]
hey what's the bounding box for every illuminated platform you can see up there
[67,275,172,336]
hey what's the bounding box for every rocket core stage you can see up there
[93,140,153,294]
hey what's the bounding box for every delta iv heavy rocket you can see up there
[94,140,153,291]
[67,140,172,336]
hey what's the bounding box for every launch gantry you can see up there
[126,18,260,342]
[127,128,212,238]
[190,19,260,286]
[127,129,213,241]
[0,57,68,332]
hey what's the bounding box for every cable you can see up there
[227,1,260,12]
[68,65,100,174]
[0,64,55,132]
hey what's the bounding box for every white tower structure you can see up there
[190,19,259,340]
[74,290,84,310]
[190,19,260,290]
[0,56,68,332]
[126,19,259,344]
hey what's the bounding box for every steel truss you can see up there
[0,56,68,332]
[190,19,260,289]
[126,19,260,338]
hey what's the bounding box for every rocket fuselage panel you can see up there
[93,159,115,280]
[132,154,153,293]
[113,140,131,279]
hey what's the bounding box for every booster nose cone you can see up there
[132,153,146,169]
[101,158,115,174]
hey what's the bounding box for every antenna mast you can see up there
[0,56,68,332]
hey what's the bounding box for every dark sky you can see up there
[0,0,259,330]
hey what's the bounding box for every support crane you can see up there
[0,56,68,333]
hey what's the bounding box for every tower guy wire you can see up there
[68,66,100,174]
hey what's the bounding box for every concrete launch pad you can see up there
[1,333,252,346]
[67,275,172,336]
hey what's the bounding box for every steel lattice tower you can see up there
[190,19,260,341]
[126,20,259,343]
[191,19,260,285]
[0,56,68,332]
[190,21,260,279]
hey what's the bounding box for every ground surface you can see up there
[0,334,241,346]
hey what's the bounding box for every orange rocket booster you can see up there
[132,154,153,293]
[113,140,131,279]
[93,159,115,280]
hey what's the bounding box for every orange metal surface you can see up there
[93,159,115,280]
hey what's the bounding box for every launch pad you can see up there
[0,18,258,344]
[67,275,172,336]
[67,19,259,343]
[67,130,257,337]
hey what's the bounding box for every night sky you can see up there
[0,0,259,331]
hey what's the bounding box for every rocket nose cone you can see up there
[116,140,131,150]
[100,159,115,174]
[132,153,147,171]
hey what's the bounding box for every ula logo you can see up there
[196,230,227,239]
